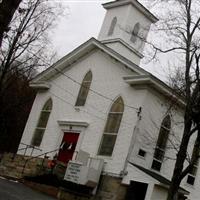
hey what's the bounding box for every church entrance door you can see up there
[57,132,80,164]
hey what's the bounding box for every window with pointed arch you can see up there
[151,115,171,171]
[130,22,140,43]
[31,98,52,146]
[186,145,200,185]
[108,17,117,36]
[75,71,92,107]
[98,96,124,156]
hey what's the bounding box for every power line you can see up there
[49,91,112,124]
[50,90,177,161]
[27,51,180,159]
[49,86,136,129]
[51,80,136,128]
[50,82,164,153]
[22,42,140,112]
[52,67,139,112]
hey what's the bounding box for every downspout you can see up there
[121,106,142,177]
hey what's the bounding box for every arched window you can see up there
[151,115,171,171]
[31,98,52,146]
[108,17,117,36]
[187,145,200,185]
[75,71,92,106]
[98,96,124,156]
[130,22,140,43]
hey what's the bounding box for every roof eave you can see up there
[31,38,97,83]
[101,38,144,58]
[123,75,186,107]
[130,163,189,196]
[103,0,158,23]
[156,183,189,196]
[31,38,148,83]
[29,81,51,90]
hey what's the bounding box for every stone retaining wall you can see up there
[58,176,127,200]
[0,154,128,200]
[0,153,47,179]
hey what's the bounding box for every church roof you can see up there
[129,162,189,195]
[31,37,148,83]
[103,0,158,23]
[123,74,185,107]
[30,37,185,107]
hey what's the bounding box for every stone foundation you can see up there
[92,176,127,200]
[0,153,47,179]
[23,180,59,198]
[58,189,91,200]
[23,175,128,200]
[58,176,127,200]
[0,154,128,200]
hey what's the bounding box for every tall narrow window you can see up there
[98,96,124,156]
[31,98,52,146]
[108,17,117,36]
[187,146,200,185]
[130,22,140,43]
[151,115,171,171]
[75,71,92,106]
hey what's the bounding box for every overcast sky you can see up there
[51,1,110,58]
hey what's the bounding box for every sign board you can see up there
[63,154,104,188]
[64,162,82,183]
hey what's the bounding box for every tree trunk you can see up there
[0,0,22,46]
[167,120,192,200]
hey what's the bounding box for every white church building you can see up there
[19,0,200,199]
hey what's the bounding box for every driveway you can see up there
[0,177,57,200]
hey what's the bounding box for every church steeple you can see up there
[98,0,158,65]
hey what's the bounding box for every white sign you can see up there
[64,162,82,183]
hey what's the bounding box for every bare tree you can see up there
[140,0,200,199]
[0,0,22,47]
[0,0,64,152]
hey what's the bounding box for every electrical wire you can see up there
[51,80,137,128]
[52,67,139,111]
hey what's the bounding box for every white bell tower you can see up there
[98,0,158,65]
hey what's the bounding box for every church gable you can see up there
[47,48,140,96]
[30,38,148,88]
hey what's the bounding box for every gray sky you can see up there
[51,1,110,58]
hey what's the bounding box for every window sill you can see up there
[150,167,162,174]
[96,155,113,160]
[184,182,195,189]
[137,154,146,160]
[74,106,81,111]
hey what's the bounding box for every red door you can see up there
[57,132,79,164]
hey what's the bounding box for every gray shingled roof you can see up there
[129,162,189,195]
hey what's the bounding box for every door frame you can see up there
[58,131,80,163]
[57,120,89,161]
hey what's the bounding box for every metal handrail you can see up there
[18,142,42,157]
[11,143,42,160]
[19,142,42,151]
[22,148,60,175]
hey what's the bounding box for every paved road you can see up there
[0,177,57,200]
